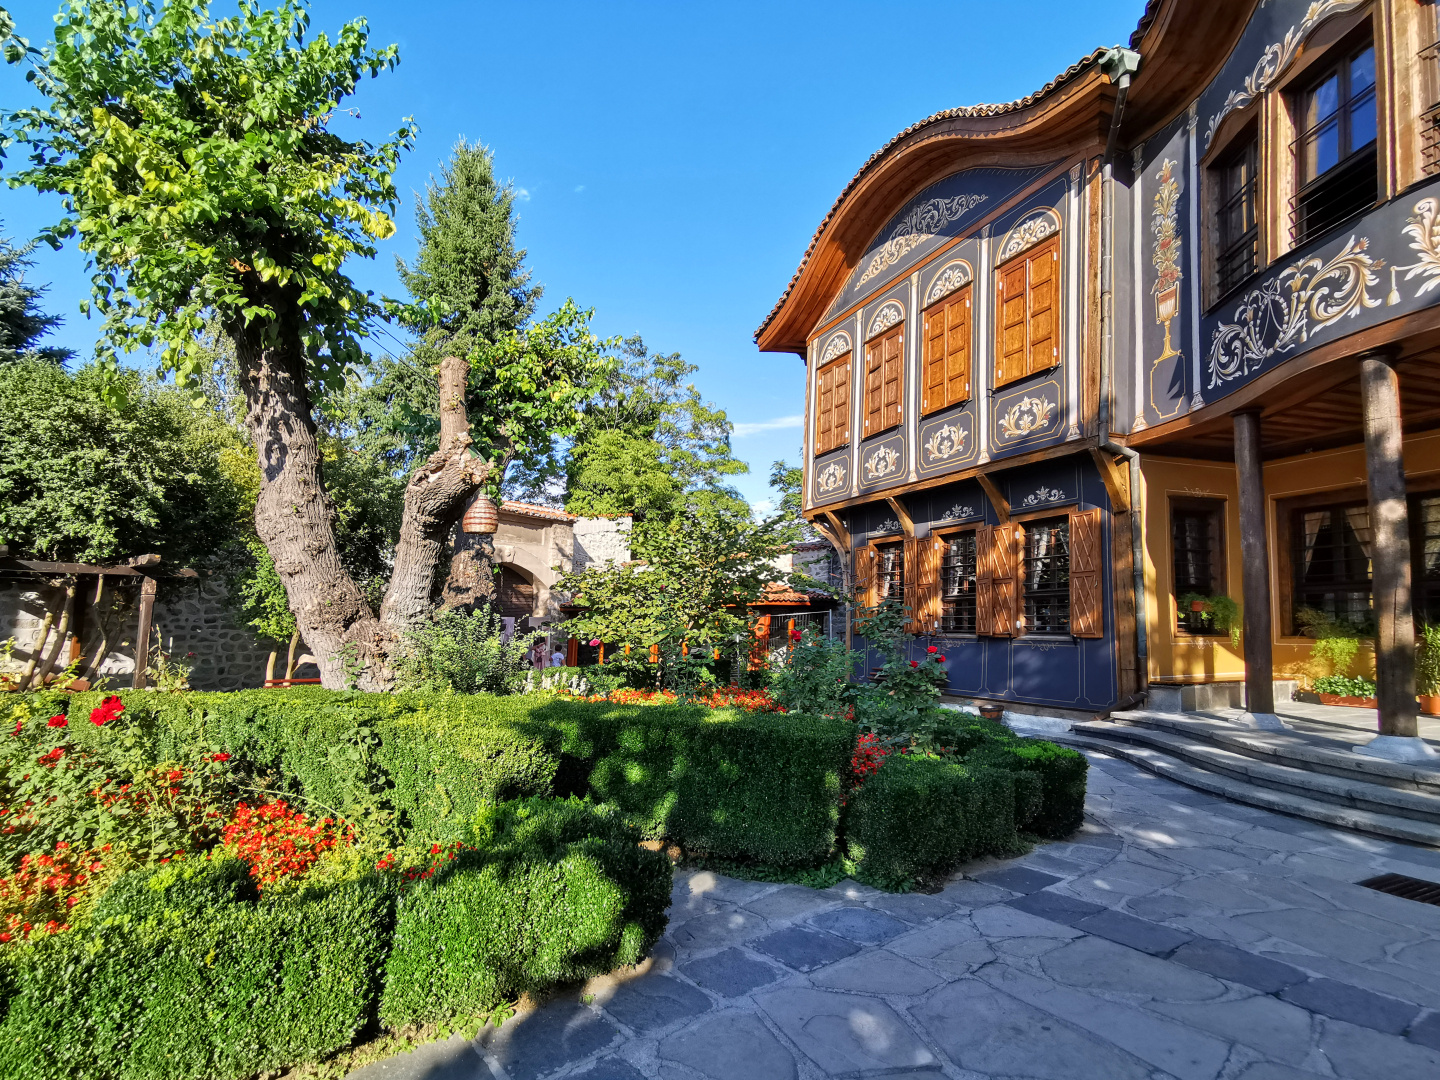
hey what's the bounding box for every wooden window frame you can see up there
[1018,514,1072,637]
[973,507,1101,640]
[921,285,973,416]
[813,351,852,456]
[994,233,1061,390]
[932,525,980,637]
[863,325,904,438]
[1169,496,1227,638]
[1206,123,1262,305]
[1287,31,1379,246]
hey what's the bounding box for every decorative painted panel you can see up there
[1134,117,1195,426]
[819,330,852,363]
[991,378,1063,450]
[811,448,851,506]
[917,405,978,476]
[857,431,906,493]
[826,164,1057,319]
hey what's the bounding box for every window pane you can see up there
[1023,519,1070,634]
[1416,496,1440,625]
[1350,91,1377,151]
[1292,505,1374,633]
[877,544,905,602]
[941,534,977,634]
[1350,47,1375,93]
[1309,74,1340,124]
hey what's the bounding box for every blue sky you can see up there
[0,0,1146,513]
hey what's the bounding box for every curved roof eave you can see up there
[755,0,1171,354]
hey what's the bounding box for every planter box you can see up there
[1317,693,1378,708]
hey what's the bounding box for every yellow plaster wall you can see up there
[1141,431,1440,686]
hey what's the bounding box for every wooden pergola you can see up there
[0,546,198,690]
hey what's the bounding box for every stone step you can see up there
[1051,731,1440,847]
[1075,720,1440,826]
[1109,709,1440,796]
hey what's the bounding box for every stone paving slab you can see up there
[351,746,1440,1080]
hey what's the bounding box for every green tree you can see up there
[564,337,747,520]
[768,457,818,541]
[0,360,245,564]
[3,1,591,688]
[556,495,798,654]
[0,225,72,364]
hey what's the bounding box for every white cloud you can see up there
[732,414,803,437]
[574,184,586,193]
[750,499,775,519]
[515,187,531,202]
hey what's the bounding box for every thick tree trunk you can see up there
[441,525,499,612]
[238,313,486,689]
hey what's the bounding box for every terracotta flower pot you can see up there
[1190,600,1206,612]
[1420,694,1440,717]
[978,704,1005,722]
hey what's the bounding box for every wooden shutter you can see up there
[1070,508,1103,638]
[1026,236,1060,377]
[815,354,851,454]
[997,261,1029,387]
[902,535,919,632]
[992,523,1019,637]
[815,362,833,453]
[880,327,903,432]
[863,342,883,437]
[832,357,851,448]
[923,288,971,415]
[976,526,995,636]
[916,535,944,633]
[854,544,879,609]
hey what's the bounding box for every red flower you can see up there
[938,655,947,662]
[430,844,441,855]
[926,645,938,654]
[588,638,601,647]
[46,715,67,728]
[89,696,124,727]
[910,660,919,668]
[167,769,183,781]
[211,752,231,763]
[790,629,803,642]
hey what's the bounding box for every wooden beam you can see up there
[1361,354,1419,738]
[1233,411,1277,721]
[976,473,1010,524]
[1089,448,1131,512]
[0,558,198,578]
[885,496,915,537]
[132,576,157,690]
[819,510,851,552]
[127,553,161,568]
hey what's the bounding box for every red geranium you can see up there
[222,800,353,891]
[211,752,231,763]
[89,696,124,727]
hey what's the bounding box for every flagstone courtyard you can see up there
[350,746,1440,1080]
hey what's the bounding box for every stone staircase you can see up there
[1056,711,1440,847]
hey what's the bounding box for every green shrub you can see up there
[845,755,1018,887]
[395,607,539,695]
[379,797,670,1028]
[64,691,855,864]
[0,857,394,1080]
[964,737,1088,839]
[587,706,851,865]
[1312,674,1378,698]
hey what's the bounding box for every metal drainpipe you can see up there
[1098,46,1148,704]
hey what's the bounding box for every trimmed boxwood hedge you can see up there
[63,690,854,866]
[380,797,671,1028]
[0,858,394,1080]
[846,755,1020,885]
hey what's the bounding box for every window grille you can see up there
[1022,519,1070,634]
[876,543,905,603]
[940,533,977,634]
[1216,141,1259,294]
[1292,44,1377,245]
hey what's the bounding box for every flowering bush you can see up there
[0,841,108,943]
[562,685,782,712]
[221,800,355,892]
[3,701,237,870]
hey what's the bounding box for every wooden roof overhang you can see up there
[755,0,1267,358]
[1120,306,1440,461]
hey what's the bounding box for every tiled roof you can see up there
[500,500,575,523]
[755,0,1172,347]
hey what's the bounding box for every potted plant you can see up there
[1177,593,1242,646]
[1418,623,1440,716]
[978,702,1005,723]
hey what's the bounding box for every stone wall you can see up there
[572,516,632,572]
[0,576,282,692]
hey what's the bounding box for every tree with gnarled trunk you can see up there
[1,1,576,687]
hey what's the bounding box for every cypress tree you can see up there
[0,227,72,364]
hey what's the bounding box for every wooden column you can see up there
[1233,411,1281,726]
[132,575,157,690]
[1361,353,1418,739]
